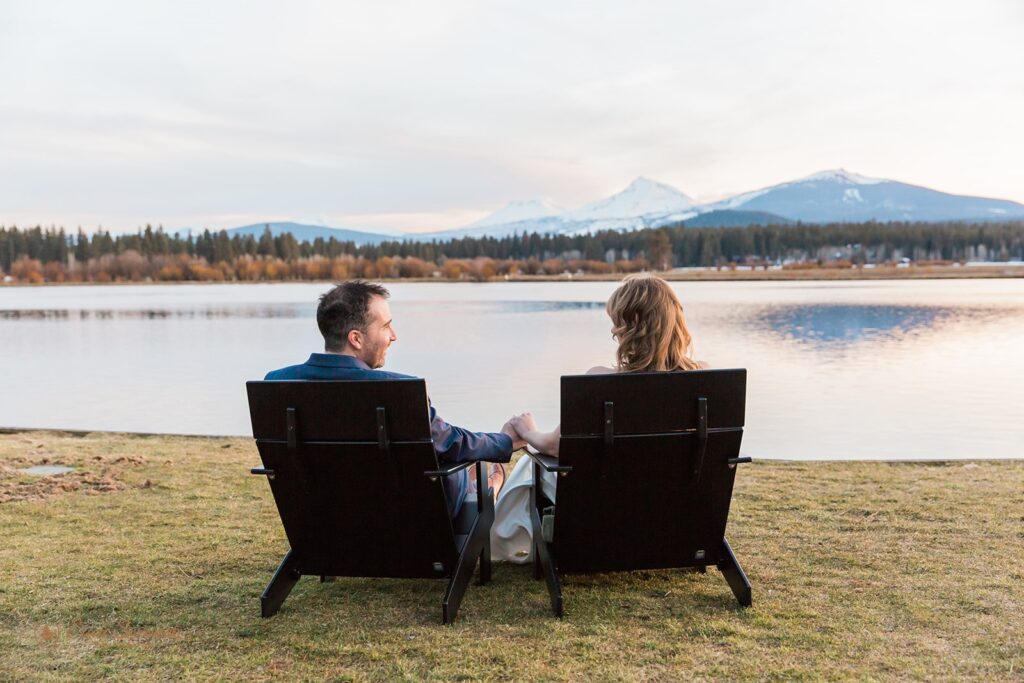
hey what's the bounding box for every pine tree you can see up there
[257,226,276,257]
[75,229,93,262]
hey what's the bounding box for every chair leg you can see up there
[717,537,752,607]
[443,489,494,624]
[530,507,563,618]
[442,547,476,625]
[479,543,491,586]
[261,549,302,618]
[530,460,543,582]
[478,489,493,586]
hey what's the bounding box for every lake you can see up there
[1,279,1022,460]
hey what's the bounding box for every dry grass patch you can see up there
[0,431,154,503]
[0,431,1021,681]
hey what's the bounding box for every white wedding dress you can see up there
[490,454,559,563]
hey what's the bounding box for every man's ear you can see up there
[346,328,363,350]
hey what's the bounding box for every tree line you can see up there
[1,220,1022,283]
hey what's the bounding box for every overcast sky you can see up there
[2,0,1022,234]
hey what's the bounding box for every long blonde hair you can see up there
[606,273,701,372]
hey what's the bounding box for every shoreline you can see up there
[1,428,1018,462]
[2,263,1024,286]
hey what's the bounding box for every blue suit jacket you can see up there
[264,353,512,517]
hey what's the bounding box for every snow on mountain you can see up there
[705,169,880,212]
[566,177,695,221]
[424,177,699,240]
[800,169,884,185]
[463,197,564,229]
[700,168,1024,223]
[553,177,698,235]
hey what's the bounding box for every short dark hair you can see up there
[316,280,390,352]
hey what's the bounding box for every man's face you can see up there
[354,296,397,369]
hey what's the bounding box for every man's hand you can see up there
[509,412,539,438]
[500,418,528,451]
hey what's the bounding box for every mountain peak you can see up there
[626,175,661,188]
[624,176,689,193]
[464,197,564,229]
[800,169,884,185]
[567,177,695,220]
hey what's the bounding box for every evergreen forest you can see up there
[1,220,1022,283]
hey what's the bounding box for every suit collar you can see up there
[306,353,371,370]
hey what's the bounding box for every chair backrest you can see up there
[246,380,458,579]
[553,369,746,573]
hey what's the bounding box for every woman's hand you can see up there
[509,412,539,438]
[506,413,560,457]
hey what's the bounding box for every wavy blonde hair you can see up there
[606,273,701,372]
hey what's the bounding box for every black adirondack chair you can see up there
[246,379,494,624]
[528,369,752,617]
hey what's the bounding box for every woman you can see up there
[491,273,706,562]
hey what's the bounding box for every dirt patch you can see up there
[0,453,147,503]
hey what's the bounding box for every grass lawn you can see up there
[1,430,1021,681]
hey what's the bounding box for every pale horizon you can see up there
[2,1,1022,234]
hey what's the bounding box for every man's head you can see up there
[317,280,396,368]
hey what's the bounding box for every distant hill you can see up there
[224,222,397,246]
[702,169,1024,223]
[679,209,793,228]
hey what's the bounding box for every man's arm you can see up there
[429,405,514,464]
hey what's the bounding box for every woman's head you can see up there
[606,273,700,372]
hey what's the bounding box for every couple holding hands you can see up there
[264,273,705,563]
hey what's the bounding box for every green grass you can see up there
[1,431,1021,681]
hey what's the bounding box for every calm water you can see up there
[1,280,1022,460]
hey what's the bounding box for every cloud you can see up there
[1,0,1022,232]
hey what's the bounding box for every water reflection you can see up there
[0,305,311,320]
[0,300,606,320]
[435,301,606,314]
[748,304,1006,347]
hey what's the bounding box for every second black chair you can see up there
[528,369,753,617]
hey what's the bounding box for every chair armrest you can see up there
[525,448,573,474]
[423,460,475,479]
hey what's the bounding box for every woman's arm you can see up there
[509,413,561,457]
[508,367,612,456]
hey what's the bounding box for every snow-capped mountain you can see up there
[424,177,699,241]
[699,169,1024,223]
[418,198,566,241]
[208,169,1024,245]
[552,177,698,235]
[565,177,695,222]
[463,198,563,229]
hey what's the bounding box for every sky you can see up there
[1,0,1023,234]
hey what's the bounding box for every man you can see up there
[265,280,519,518]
